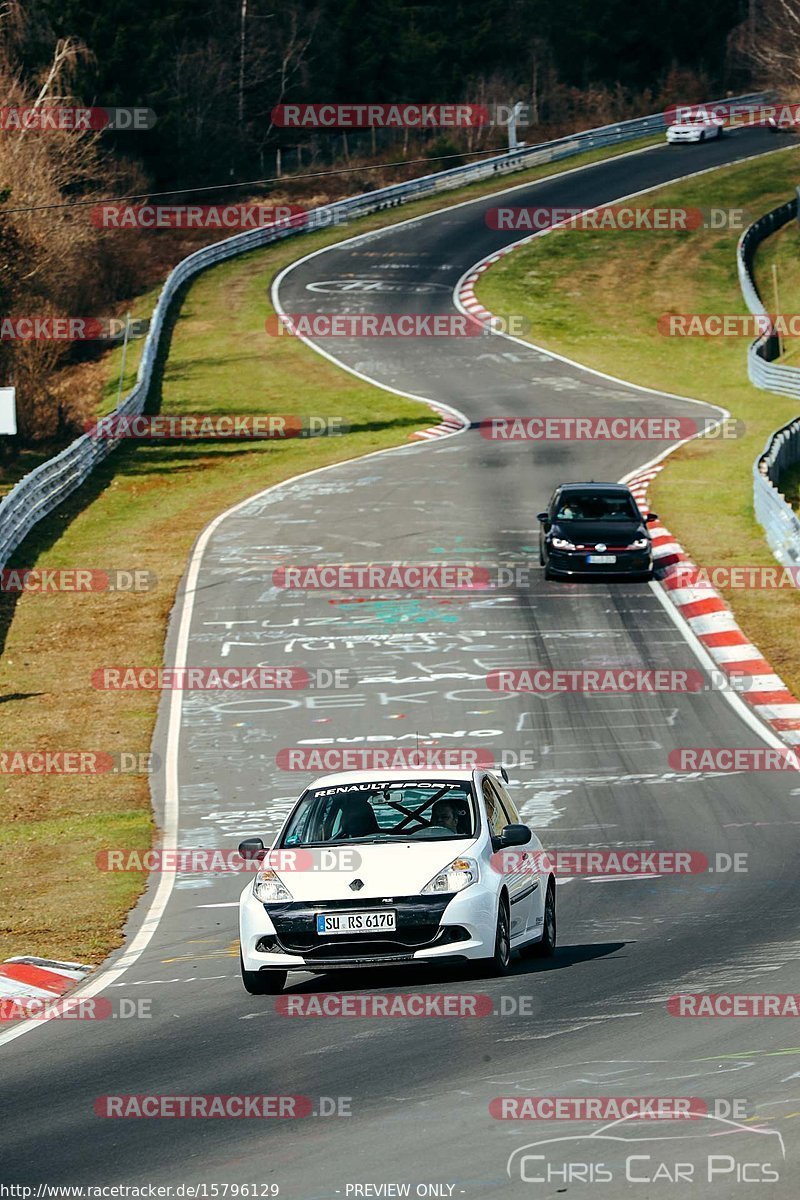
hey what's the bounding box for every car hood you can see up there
[271,838,477,901]
[550,519,647,545]
[667,121,712,133]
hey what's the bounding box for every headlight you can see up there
[551,536,577,550]
[253,868,293,903]
[626,537,648,550]
[421,857,479,894]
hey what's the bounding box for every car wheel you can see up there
[716,125,723,139]
[699,130,705,142]
[480,897,512,976]
[543,560,554,580]
[523,882,557,958]
[240,952,287,995]
[539,542,545,566]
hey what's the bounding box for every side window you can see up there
[481,778,507,837]
[497,782,521,824]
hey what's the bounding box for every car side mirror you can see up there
[645,512,659,523]
[499,824,532,848]
[238,837,266,860]
[536,511,549,523]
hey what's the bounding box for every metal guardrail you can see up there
[754,418,800,567]
[738,196,800,393]
[737,198,800,566]
[0,91,768,571]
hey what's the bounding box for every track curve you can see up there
[3,128,799,1197]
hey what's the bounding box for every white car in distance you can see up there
[666,109,724,143]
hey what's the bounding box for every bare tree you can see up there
[728,0,800,93]
[0,8,145,443]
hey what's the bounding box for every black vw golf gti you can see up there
[537,482,658,580]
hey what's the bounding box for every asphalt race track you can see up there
[4,128,800,1196]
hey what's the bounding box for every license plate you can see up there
[316,910,397,935]
[587,554,616,564]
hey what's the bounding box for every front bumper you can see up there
[546,549,652,577]
[666,130,704,142]
[239,884,496,972]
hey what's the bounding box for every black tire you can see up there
[716,125,723,139]
[480,897,512,976]
[522,882,556,958]
[240,952,287,995]
[543,561,554,581]
[699,129,705,142]
[539,542,545,566]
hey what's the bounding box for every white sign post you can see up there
[0,386,16,435]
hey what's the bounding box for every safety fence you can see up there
[737,195,800,566]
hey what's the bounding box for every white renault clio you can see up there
[238,768,556,994]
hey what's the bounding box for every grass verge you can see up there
[475,143,800,695]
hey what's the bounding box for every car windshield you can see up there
[555,492,638,521]
[280,780,476,846]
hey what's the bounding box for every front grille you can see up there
[265,895,452,956]
[309,951,418,966]
[299,940,424,962]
